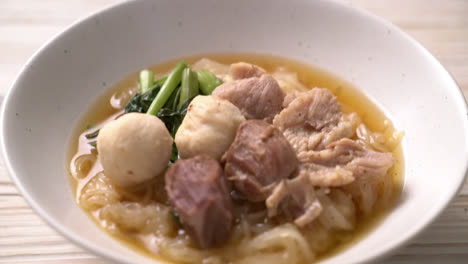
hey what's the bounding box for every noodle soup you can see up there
[68,54,403,264]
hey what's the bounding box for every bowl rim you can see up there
[1,0,467,263]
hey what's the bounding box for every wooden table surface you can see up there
[1,0,467,263]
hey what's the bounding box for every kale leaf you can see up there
[158,97,194,163]
[124,85,161,113]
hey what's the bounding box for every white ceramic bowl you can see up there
[1,0,467,263]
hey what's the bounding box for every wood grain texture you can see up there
[0,0,467,263]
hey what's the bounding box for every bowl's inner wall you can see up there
[2,0,467,263]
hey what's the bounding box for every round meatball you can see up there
[223,120,298,201]
[175,95,245,160]
[97,113,172,187]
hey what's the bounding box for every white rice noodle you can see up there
[271,67,309,94]
[110,85,138,110]
[356,124,388,152]
[303,222,336,254]
[160,237,210,263]
[238,223,314,264]
[233,252,290,264]
[192,58,231,81]
[99,202,174,235]
[317,190,355,231]
[71,154,96,179]
[344,178,379,215]
[79,172,120,210]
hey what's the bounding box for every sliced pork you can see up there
[165,155,233,249]
[299,139,394,171]
[266,173,323,227]
[273,88,342,133]
[272,88,393,189]
[213,75,285,121]
[230,62,266,80]
[316,189,357,231]
[295,138,394,187]
[319,113,361,149]
[223,120,298,201]
[298,165,355,187]
[273,88,360,155]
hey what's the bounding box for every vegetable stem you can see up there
[147,62,187,115]
[169,86,181,112]
[197,70,223,95]
[179,68,199,109]
[139,69,154,93]
[155,75,168,87]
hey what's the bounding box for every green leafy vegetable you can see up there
[125,85,161,113]
[126,74,166,113]
[197,69,223,95]
[163,85,181,113]
[123,61,216,164]
[158,98,194,163]
[179,68,199,109]
[85,129,99,148]
[147,61,187,115]
[139,69,154,93]
[169,143,179,165]
[85,129,100,139]
[158,98,193,137]
[172,212,182,226]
